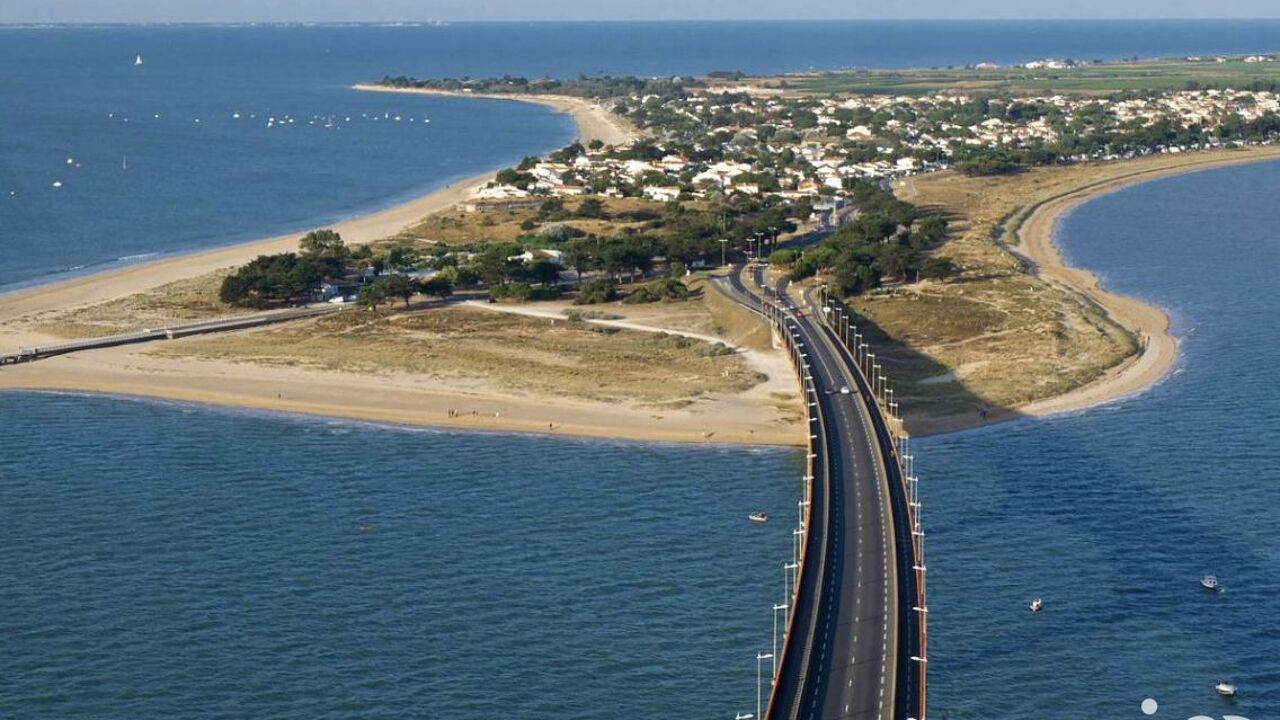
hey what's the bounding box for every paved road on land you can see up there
[721,265,900,720]
[0,305,340,365]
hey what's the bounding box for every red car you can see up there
[794,309,805,319]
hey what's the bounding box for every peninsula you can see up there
[6,55,1280,442]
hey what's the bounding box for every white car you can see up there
[840,386,851,395]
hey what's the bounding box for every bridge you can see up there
[0,305,339,366]
[720,264,926,720]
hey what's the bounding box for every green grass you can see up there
[776,58,1280,96]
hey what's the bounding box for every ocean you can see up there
[921,163,1280,719]
[6,21,1280,289]
[2,21,1279,720]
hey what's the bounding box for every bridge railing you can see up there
[726,273,827,720]
[761,298,826,720]
[816,287,929,720]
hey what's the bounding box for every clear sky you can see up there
[4,0,1280,24]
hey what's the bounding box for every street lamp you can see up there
[784,561,799,601]
[772,602,788,664]
[719,238,729,267]
[756,652,774,720]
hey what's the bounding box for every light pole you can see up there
[784,561,799,601]
[756,652,774,720]
[773,602,788,664]
[719,238,729,267]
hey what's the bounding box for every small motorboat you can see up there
[1029,598,1043,613]
[749,512,769,523]
[1215,680,1237,697]
[1201,575,1219,591]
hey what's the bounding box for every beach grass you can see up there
[774,58,1280,96]
[148,305,766,406]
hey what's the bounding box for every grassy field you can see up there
[389,196,682,247]
[27,271,234,339]
[765,58,1280,96]
[150,304,765,408]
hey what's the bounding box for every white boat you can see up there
[1201,575,1219,591]
[134,54,144,67]
[1215,681,1237,697]
[1029,598,1043,613]
[51,180,63,188]
[749,512,768,523]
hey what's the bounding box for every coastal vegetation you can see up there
[148,304,765,406]
[379,73,698,100]
[768,181,951,297]
[767,56,1280,96]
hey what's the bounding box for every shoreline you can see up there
[351,83,640,147]
[0,85,639,325]
[911,147,1280,437]
[5,143,1278,446]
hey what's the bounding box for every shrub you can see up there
[574,279,619,305]
[622,278,692,304]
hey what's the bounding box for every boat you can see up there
[1029,598,1043,613]
[134,54,144,67]
[51,180,63,188]
[1215,681,1237,697]
[748,512,768,523]
[1201,575,1219,591]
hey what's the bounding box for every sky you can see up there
[5,0,1280,24]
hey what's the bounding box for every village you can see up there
[471,81,1280,205]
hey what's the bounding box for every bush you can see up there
[919,255,956,281]
[622,278,693,304]
[770,248,799,266]
[490,282,561,303]
[574,279,619,305]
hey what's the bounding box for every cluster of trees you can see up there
[219,229,459,311]
[219,230,357,308]
[379,74,697,100]
[357,273,454,312]
[770,183,953,297]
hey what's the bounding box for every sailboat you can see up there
[134,54,144,68]
[122,155,128,171]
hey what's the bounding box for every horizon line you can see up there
[8,17,1280,27]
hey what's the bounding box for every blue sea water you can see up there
[6,21,1280,289]
[3,22,1280,720]
[921,162,1280,719]
[0,394,800,719]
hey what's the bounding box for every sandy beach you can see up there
[967,147,1280,428]
[1,86,803,447]
[352,83,640,147]
[5,127,1278,444]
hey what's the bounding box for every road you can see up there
[0,305,340,365]
[720,264,913,720]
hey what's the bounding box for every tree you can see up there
[419,275,454,299]
[527,259,562,286]
[562,239,595,285]
[769,248,799,266]
[574,279,617,305]
[219,252,327,308]
[875,245,913,281]
[577,197,607,219]
[919,256,956,281]
[377,274,418,307]
[358,283,387,312]
[300,229,347,261]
